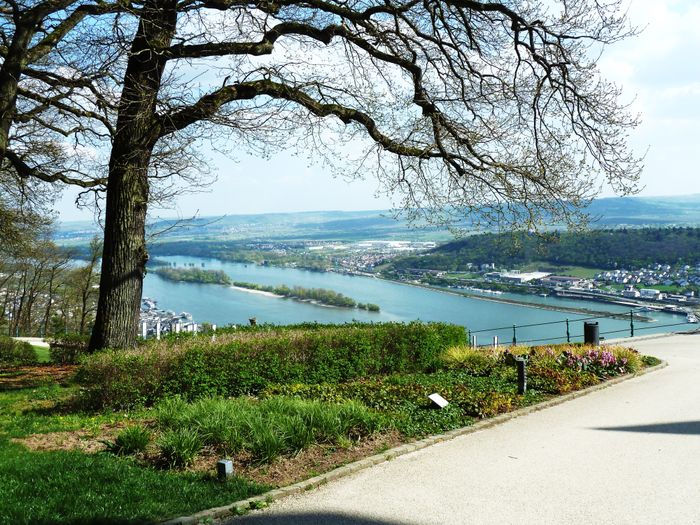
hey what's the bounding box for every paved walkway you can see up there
[11,337,49,348]
[227,333,700,525]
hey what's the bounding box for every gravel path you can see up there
[225,333,700,525]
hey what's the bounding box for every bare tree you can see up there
[2,1,643,350]
[89,0,642,350]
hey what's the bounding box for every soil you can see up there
[0,365,77,390]
[13,422,127,454]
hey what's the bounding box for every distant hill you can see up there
[387,227,700,271]
[55,194,700,244]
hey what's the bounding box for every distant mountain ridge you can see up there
[55,194,700,244]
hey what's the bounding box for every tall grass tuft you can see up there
[154,396,386,464]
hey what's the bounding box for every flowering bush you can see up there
[558,349,628,378]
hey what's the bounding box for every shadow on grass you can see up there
[593,420,700,435]
[32,518,152,525]
[228,512,410,525]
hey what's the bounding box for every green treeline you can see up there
[154,267,232,285]
[232,281,380,311]
[389,227,700,271]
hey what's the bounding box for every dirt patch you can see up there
[13,422,127,454]
[0,365,77,390]
[238,431,404,487]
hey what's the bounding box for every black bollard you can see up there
[515,357,527,394]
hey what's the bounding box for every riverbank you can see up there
[379,277,654,322]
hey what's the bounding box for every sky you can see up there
[55,0,700,222]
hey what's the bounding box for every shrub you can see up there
[441,345,498,375]
[105,425,152,456]
[157,428,203,468]
[49,334,90,364]
[528,365,599,394]
[78,322,466,408]
[0,336,38,366]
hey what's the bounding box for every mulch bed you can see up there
[0,365,77,390]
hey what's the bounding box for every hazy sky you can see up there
[56,0,700,222]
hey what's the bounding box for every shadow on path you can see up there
[593,420,700,435]
[228,512,413,525]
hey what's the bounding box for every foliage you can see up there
[155,396,386,464]
[0,336,37,366]
[154,267,232,285]
[441,345,499,375]
[157,428,204,468]
[104,425,152,456]
[49,333,90,365]
[261,372,528,436]
[77,322,466,409]
[232,281,375,310]
[388,227,700,272]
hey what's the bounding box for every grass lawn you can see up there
[521,262,604,279]
[31,345,50,364]
[0,386,267,525]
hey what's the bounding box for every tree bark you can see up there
[89,0,176,350]
[0,23,33,159]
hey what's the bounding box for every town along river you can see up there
[143,256,690,345]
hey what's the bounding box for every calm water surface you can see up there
[143,256,689,345]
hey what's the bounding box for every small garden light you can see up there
[217,459,234,481]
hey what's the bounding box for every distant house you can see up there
[622,287,641,298]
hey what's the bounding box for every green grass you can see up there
[0,440,266,525]
[521,263,603,279]
[155,396,386,464]
[31,345,50,363]
[0,385,267,524]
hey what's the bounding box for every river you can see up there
[143,256,691,345]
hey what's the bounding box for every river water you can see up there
[143,256,690,345]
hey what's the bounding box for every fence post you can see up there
[493,335,498,348]
[512,325,517,346]
[566,318,570,343]
[467,328,471,346]
[471,334,477,347]
[630,310,634,338]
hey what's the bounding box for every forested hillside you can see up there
[388,228,700,271]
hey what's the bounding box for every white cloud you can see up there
[597,0,700,197]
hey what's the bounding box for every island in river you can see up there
[153,267,379,311]
[231,281,380,311]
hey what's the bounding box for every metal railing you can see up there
[467,309,694,348]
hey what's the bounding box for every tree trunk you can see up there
[89,0,176,350]
[0,23,33,159]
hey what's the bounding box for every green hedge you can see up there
[77,322,466,409]
[0,336,38,366]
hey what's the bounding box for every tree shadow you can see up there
[229,512,414,525]
[593,421,700,435]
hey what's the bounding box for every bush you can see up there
[105,425,152,456]
[77,322,466,408]
[441,345,498,375]
[0,336,38,366]
[49,334,90,364]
